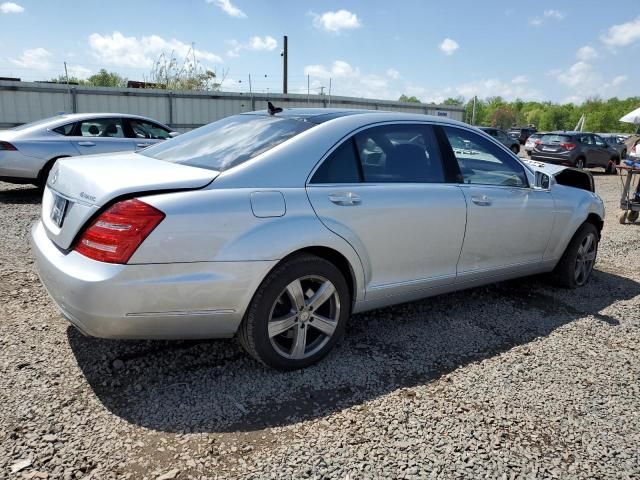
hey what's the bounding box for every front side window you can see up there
[593,135,606,147]
[129,119,172,140]
[442,126,528,187]
[142,114,313,172]
[78,118,125,138]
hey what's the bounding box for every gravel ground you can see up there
[1,172,639,480]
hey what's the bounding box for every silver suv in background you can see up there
[0,113,178,186]
[479,127,520,154]
[531,132,621,173]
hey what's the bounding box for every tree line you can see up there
[399,95,640,134]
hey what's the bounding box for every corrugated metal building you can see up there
[0,80,464,131]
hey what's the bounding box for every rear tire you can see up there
[238,254,350,370]
[551,223,598,288]
[575,157,585,169]
[628,211,639,223]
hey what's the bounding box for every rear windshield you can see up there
[541,134,572,143]
[11,115,73,131]
[141,114,314,171]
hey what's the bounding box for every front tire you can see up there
[551,223,598,288]
[511,145,520,155]
[575,157,585,169]
[605,157,619,174]
[238,254,350,370]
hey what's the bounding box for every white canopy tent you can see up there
[620,107,640,125]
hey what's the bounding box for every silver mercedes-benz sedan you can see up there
[0,113,177,186]
[32,108,605,369]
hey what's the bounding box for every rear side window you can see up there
[142,114,313,172]
[310,139,361,184]
[52,123,75,136]
[442,126,528,187]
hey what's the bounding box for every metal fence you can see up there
[0,80,464,131]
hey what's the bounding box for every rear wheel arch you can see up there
[37,156,70,187]
[276,246,357,306]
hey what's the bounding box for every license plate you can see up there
[50,194,68,228]
[542,146,555,152]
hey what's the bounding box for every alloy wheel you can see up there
[267,275,341,360]
[574,232,596,286]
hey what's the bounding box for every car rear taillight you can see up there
[75,199,165,264]
[561,143,577,150]
[0,141,17,151]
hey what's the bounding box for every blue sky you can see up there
[1,0,639,104]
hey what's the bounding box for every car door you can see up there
[592,135,611,166]
[126,118,173,150]
[439,125,555,282]
[69,117,135,155]
[306,123,467,301]
[495,129,511,147]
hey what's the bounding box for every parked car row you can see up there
[0,113,177,186]
[27,107,605,369]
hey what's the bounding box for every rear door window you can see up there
[310,139,361,184]
[77,118,125,138]
[354,124,445,183]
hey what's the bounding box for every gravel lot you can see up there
[1,171,639,479]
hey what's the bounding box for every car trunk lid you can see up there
[41,152,218,250]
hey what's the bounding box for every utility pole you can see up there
[282,35,288,94]
[319,86,325,96]
[307,74,310,103]
[63,62,71,113]
[471,95,477,125]
[328,78,332,107]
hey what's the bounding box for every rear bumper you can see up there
[31,220,276,339]
[530,152,575,166]
[0,151,43,180]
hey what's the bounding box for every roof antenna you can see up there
[267,101,283,115]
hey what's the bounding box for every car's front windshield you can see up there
[140,114,314,172]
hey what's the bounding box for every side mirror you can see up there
[168,131,180,138]
[534,171,551,190]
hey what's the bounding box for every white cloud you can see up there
[543,9,564,20]
[312,9,361,33]
[302,61,394,99]
[88,31,222,68]
[10,48,52,70]
[609,75,627,87]
[530,9,564,27]
[206,0,246,18]
[386,68,400,80]
[67,65,92,79]
[511,75,528,84]
[439,38,459,55]
[0,2,23,13]
[226,36,277,58]
[576,45,598,61]
[551,60,628,103]
[247,36,277,51]
[601,16,640,47]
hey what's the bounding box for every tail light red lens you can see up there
[0,141,17,151]
[75,199,165,264]
[561,142,577,150]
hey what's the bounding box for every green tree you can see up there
[87,69,127,88]
[398,94,421,103]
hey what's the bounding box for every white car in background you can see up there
[524,132,545,156]
[0,113,177,186]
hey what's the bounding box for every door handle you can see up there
[328,192,361,206]
[77,141,95,147]
[137,143,152,149]
[471,194,492,206]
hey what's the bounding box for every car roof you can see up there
[242,107,467,127]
